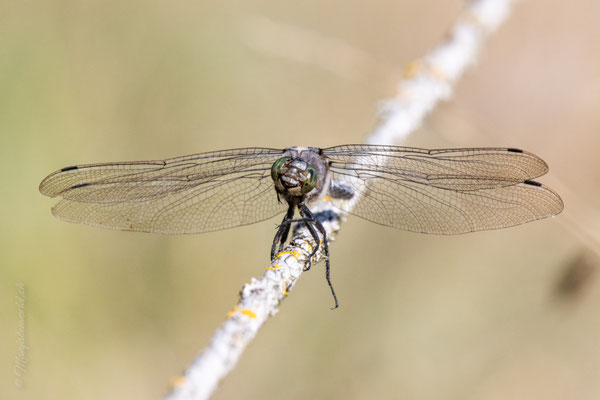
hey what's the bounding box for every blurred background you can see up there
[2,0,599,399]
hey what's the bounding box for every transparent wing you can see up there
[322,145,564,234]
[39,148,288,234]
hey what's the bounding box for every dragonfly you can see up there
[39,145,564,308]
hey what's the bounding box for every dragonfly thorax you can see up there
[271,157,318,198]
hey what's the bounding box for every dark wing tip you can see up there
[510,148,549,178]
[39,166,79,197]
[534,181,564,216]
[523,179,564,215]
[70,183,90,190]
[39,171,59,197]
[524,179,542,187]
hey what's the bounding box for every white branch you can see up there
[166,1,514,399]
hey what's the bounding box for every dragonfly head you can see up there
[271,156,318,198]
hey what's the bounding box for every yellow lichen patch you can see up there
[241,309,257,319]
[403,61,422,78]
[276,250,301,260]
[168,376,186,389]
[304,241,313,254]
[266,265,282,271]
[226,305,239,318]
[322,195,331,201]
[282,283,288,296]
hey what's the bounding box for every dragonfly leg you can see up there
[271,204,295,261]
[299,204,339,309]
[276,215,319,256]
[298,205,321,268]
[322,256,338,309]
[276,206,296,254]
[277,221,292,254]
[301,218,321,271]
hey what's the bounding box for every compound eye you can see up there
[271,157,291,181]
[301,165,317,193]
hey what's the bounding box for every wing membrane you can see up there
[322,145,563,234]
[39,148,287,234]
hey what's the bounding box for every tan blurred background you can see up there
[2,0,599,399]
